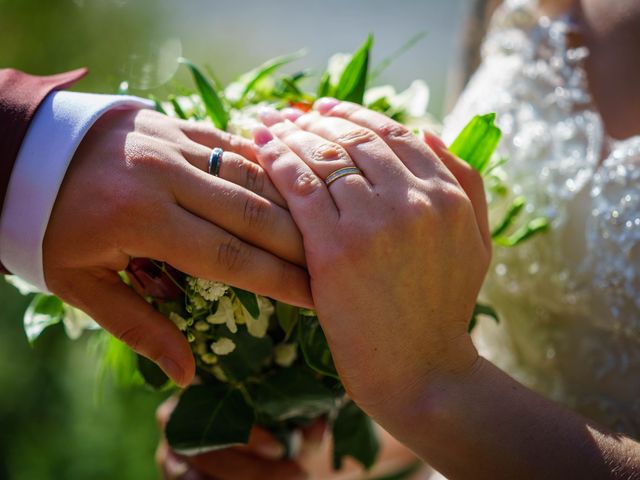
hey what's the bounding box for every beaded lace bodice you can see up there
[443,0,640,436]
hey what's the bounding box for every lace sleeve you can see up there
[586,139,640,330]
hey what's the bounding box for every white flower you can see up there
[191,294,208,311]
[274,343,298,367]
[188,277,228,302]
[194,320,210,332]
[326,53,352,86]
[211,337,236,355]
[206,297,238,333]
[169,312,188,331]
[394,80,430,118]
[5,276,41,295]
[237,296,274,338]
[364,80,430,118]
[201,353,218,365]
[227,104,265,139]
[62,306,100,340]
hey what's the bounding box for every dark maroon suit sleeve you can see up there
[0,68,88,274]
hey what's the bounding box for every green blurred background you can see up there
[0,0,468,478]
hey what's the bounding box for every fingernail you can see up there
[158,356,185,386]
[253,126,274,147]
[281,107,304,122]
[258,106,285,126]
[314,97,339,114]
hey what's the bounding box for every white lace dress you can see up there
[442,0,640,437]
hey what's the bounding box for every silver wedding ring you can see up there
[208,147,224,176]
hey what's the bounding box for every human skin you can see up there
[249,98,640,479]
[43,107,312,387]
[575,0,640,139]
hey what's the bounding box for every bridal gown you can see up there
[442,0,640,438]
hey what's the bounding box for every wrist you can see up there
[360,332,480,427]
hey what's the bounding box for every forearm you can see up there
[377,358,640,479]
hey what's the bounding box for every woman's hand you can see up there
[253,99,491,421]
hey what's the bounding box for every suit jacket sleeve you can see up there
[0,68,88,274]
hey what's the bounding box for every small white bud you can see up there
[211,337,236,356]
[194,320,210,332]
[169,312,188,331]
[201,353,218,365]
[274,343,298,367]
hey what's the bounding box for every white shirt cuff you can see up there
[0,91,153,292]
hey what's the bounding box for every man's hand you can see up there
[43,108,310,386]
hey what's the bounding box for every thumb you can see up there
[72,270,195,387]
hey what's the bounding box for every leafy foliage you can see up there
[166,384,254,454]
[23,294,64,344]
[15,33,552,473]
[179,57,229,129]
[334,34,373,103]
[449,113,502,174]
[332,401,380,470]
[297,315,338,379]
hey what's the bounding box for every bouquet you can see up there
[12,35,548,471]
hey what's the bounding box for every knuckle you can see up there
[217,236,251,272]
[258,143,283,165]
[311,142,349,163]
[242,195,272,231]
[243,160,266,195]
[378,122,412,141]
[292,171,323,197]
[439,185,473,219]
[336,127,378,149]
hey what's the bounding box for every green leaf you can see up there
[24,293,64,344]
[216,327,273,381]
[232,288,260,319]
[332,401,380,470]
[316,71,332,98]
[253,367,338,422]
[334,35,373,104]
[169,95,188,120]
[237,49,306,102]
[468,303,500,333]
[449,113,502,174]
[297,316,338,379]
[495,217,550,247]
[167,384,254,454]
[276,302,299,341]
[136,354,169,390]
[179,57,229,130]
[491,196,526,238]
[149,94,167,115]
[370,31,428,81]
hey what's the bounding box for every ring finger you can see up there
[267,120,374,208]
[180,141,287,208]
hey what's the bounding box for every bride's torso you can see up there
[443,0,640,436]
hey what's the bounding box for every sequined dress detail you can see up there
[443,0,640,436]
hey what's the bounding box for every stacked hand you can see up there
[253,99,490,419]
[43,107,311,386]
[155,99,490,478]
